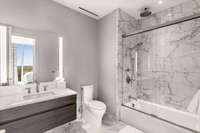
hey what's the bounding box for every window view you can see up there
[12,36,35,84]
[16,44,33,84]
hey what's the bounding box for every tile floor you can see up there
[45,113,144,133]
[45,114,127,133]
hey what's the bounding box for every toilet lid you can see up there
[88,100,106,110]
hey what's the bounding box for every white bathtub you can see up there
[122,99,200,133]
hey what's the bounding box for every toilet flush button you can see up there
[0,129,6,133]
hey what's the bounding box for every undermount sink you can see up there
[23,92,56,100]
[0,88,77,111]
[0,89,77,133]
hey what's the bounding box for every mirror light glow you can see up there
[0,25,7,84]
[56,37,64,81]
[11,36,35,45]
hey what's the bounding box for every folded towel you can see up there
[187,90,200,114]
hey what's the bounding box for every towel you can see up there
[187,90,200,115]
[0,130,6,133]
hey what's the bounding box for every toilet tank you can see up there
[82,85,94,104]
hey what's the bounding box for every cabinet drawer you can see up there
[0,104,76,133]
[0,95,76,124]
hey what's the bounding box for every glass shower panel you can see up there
[122,32,158,106]
[122,17,200,132]
[122,17,200,114]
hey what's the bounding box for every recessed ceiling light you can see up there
[158,0,163,5]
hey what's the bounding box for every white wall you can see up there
[97,10,118,115]
[0,0,98,106]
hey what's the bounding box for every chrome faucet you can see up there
[25,87,31,94]
[35,80,40,93]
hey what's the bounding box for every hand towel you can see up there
[187,90,200,115]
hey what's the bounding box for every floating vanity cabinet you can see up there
[0,95,76,133]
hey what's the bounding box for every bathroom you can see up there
[0,0,200,133]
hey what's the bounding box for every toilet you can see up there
[82,85,106,128]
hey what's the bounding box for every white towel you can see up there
[0,130,6,133]
[187,90,200,115]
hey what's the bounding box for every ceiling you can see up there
[52,0,189,19]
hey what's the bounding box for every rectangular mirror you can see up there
[0,24,60,86]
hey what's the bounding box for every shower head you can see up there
[140,7,152,17]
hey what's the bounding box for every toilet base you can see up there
[82,122,102,133]
[82,108,104,128]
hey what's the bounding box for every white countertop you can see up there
[0,88,77,111]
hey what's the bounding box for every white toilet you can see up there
[82,85,106,128]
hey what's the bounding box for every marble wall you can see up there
[116,9,139,118]
[138,0,200,29]
[119,0,200,112]
[124,18,200,111]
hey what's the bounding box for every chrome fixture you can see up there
[43,85,48,91]
[126,75,135,84]
[123,14,200,38]
[25,87,31,94]
[35,80,40,93]
[133,42,143,50]
[140,7,152,17]
[128,96,138,101]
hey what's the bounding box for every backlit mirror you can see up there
[0,24,60,86]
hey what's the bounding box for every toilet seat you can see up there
[88,100,106,110]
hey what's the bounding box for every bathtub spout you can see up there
[128,96,138,101]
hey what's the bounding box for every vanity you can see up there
[0,22,78,133]
[0,86,77,133]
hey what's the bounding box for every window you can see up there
[11,36,35,84]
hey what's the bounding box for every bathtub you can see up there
[121,99,200,133]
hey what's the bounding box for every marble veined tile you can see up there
[45,115,127,133]
[120,0,200,113]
